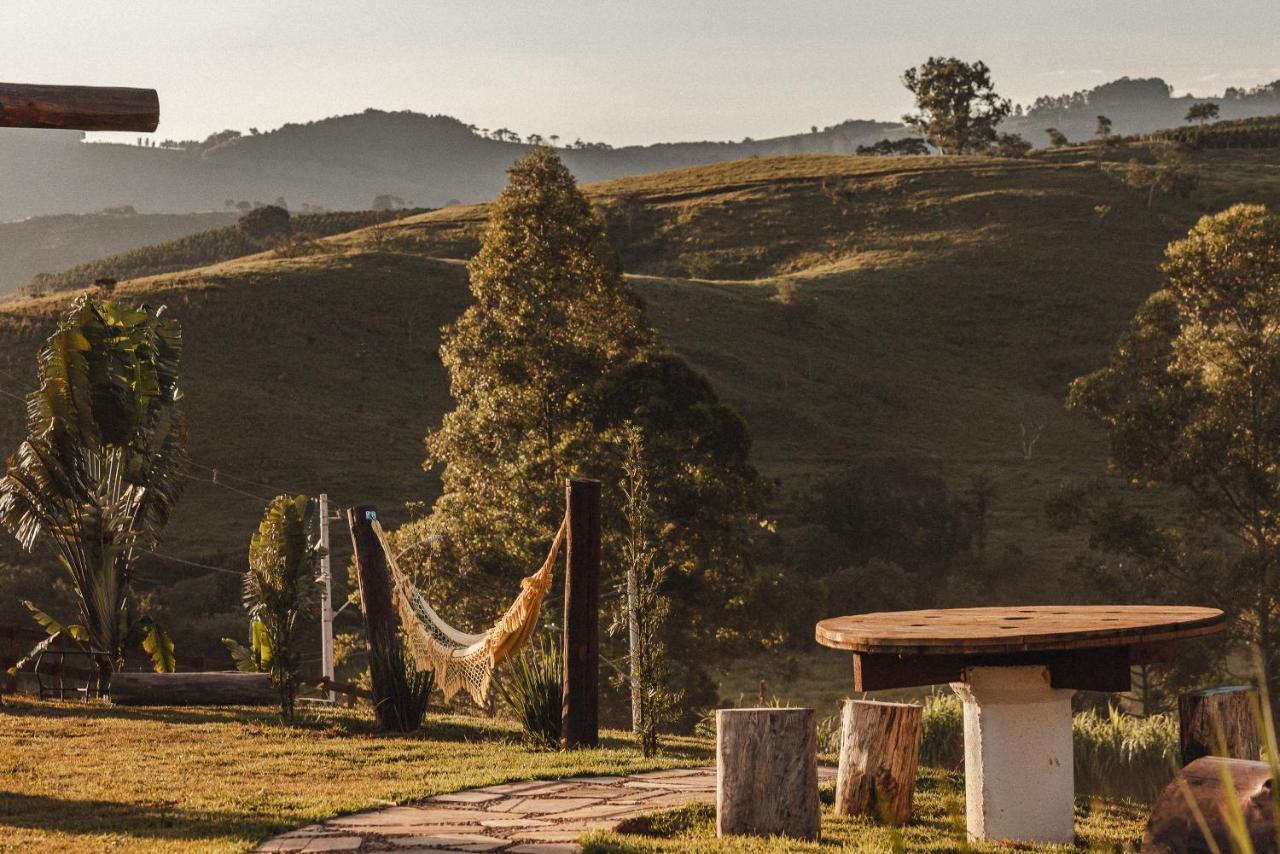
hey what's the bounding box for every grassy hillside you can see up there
[2,145,1277,697]
[0,210,237,296]
[17,209,423,297]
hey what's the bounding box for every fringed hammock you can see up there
[371,516,567,706]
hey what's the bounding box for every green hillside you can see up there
[2,145,1277,700]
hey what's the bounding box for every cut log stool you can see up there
[716,707,821,841]
[834,699,922,825]
[1179,686,1261,765]
[1142,757,1276,852]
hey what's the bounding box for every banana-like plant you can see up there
[237,494,323,720]
[0,295,186,681]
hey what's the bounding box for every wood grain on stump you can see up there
[109,671,274,706]
[716,707,820,841]
[834,700,922,825]
[1143,757,1276,853]
[1179,686,1262,766]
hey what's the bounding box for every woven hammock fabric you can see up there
[372,517,567,705]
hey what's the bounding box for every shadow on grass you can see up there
[0,791,288,844]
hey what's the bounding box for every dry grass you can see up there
[0,697,710,853]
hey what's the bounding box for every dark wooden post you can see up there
[1179,686,1262,765]
[347,504,399,730]
[561,477,601,749]
[0,83,159,131]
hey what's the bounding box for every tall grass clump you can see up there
[1073,705,1179,803]
[920,692,965,770]
[495,634,563,748]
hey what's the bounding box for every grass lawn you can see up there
[583,770,1149,852]
[0,697,708,853]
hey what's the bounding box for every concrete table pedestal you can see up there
[951,666,1075,844]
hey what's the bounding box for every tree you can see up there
[0,296,186,680]
[1186,102,1220,126]
[992,132,1032,158]
[237,204,291,244]
[901,57,1011,154]
[408,148,766,715]
[1124,146,1199,208]
[1046,128,1071,147]
[1066,204,1280,694]
[856,137,930,156]
[617,425,679,755]
[371,194,406,212]
[233,494,323,720]
[1096,115,1113,139]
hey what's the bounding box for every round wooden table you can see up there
[815,605,1226,844]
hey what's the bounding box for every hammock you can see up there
[371,516,567,705]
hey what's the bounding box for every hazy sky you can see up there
[8,1,1280,146]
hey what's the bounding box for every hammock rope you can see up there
[371,515,567,705]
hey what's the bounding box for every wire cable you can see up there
[135,547,244,576]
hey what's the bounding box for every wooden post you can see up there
[0,83,159,132]
[561,477,601,749]
[347,504,400,731]
[1179,686,1261,765]
[716,707,821,841]
[1143,756,1276,852]
[834,699,922,825]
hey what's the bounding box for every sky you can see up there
[7,1,1280,146]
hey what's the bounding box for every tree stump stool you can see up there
[1142,756,1275,852]
[834,699,922,825]
[1179,686,1261,765]
[716,707,820,841]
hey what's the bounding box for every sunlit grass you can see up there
[0,697,709,853]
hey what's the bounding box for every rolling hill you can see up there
[2,143,1279,702]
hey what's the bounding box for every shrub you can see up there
[495,635,564,748]
[237,204,291,244]
[369,636,434,733]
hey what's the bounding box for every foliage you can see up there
[239,494,323,720]
[0,295,186,676]
[901,57,1011,154]
[410,147,766,721]
[368,631,434,734]
[1067,204,1280,692]
[1154,112,1280,150]
[494,633,564,748]
[991,133,1031,158]
[855,137,930,156]
[1095,115,1113,139]
[1045,127,1070,147]
[223,617,273,672]
[237,204,292,244]
[1186,102,1221,125]
[617,424,682,756]
[1123,145,1200,207]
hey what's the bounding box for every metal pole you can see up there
[319,493,335,702]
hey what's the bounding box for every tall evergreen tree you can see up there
[410,148,766,718]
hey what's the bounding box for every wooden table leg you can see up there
[950,666,1075,844]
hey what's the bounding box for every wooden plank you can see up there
[853,647,1132,693]
[561,478,601,749]
[109,671,274,706]
[816,605,1226,655]
[0,83,159,132]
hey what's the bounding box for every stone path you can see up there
[256,765,837,853]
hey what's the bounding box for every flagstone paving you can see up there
[256,765,837,853]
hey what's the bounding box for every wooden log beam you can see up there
[347,504,405,731]
[561,477,601,749]
[833,700,922,825]
[1142,757,1276,852]
[716,707,821,841]
[1179,686,1261,765]
[0,83,159,132]
[109,671,274,706]
[852,646,1135,693]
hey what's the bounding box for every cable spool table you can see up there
[815,605,1226,844]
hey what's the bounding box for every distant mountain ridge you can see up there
[0,74,1277,225]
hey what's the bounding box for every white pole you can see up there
[319,493,335,702]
